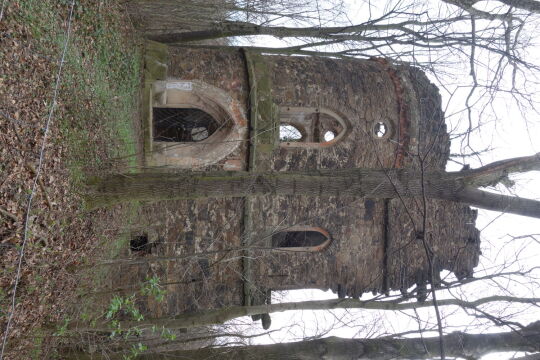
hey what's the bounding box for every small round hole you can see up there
[374,122,387,138]
[323,131,336,142]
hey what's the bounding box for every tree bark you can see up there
[146,20,431,43]
[69,321,540,360]
[497,0,540,14]
[86,154,540,218]
[80,296,540,332]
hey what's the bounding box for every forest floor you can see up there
[0,0,143,358]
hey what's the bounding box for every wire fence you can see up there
[0,0,77,357]
[0,0,7,22]
[2,1,538,358]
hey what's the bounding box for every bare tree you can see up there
[128,0,540,154]
[77,294,540,332]
[72,1,540,359]
[87,153,540,218]
[66,321,540,359]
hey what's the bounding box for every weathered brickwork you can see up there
[162,47,250,170]
[387,199,479,293]
[248,196,386,298]
[124,46,480,317]
[112,197,245,316]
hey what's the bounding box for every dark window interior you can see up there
[153,108,219,142]
[271,231,328,248]
[130,234,150,253]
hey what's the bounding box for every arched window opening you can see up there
[153,107,220,142]
[373,121,388,138]
[279,107,349,147]
[271,227,331,252]
[149,80,248,168]
[279,124,303,142]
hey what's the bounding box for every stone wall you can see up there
[128,46,480,316]
[155,47,250,170]
[113,198,245,317]
[387,199,480,293]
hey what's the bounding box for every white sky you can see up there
[226,1,540,358]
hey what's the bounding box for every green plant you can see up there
[105,295,143,322]
[160,327,177,341]
[140,275,166,302]
[54,318,70,337]
[104,294,145,340]
[123,342,148,360]
[105,296,124,320]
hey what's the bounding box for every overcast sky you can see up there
[227,1,540,357]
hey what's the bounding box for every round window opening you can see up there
[374,121,388,138]
[323,130,336,142]
[279,124,303,142]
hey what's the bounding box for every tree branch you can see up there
[78,296,540,332]
[457,152,540,187]
[456,186,540,217]
[69,321,540,360]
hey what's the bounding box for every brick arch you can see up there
[148,80,248,168]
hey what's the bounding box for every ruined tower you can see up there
[117,42,480,320]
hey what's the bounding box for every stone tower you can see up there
[117,42,480,320]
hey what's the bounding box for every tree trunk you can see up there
[146,20,397,43]
[68,322,540,360]
[79,296,540,332]
[86,153,540,218]
[497,0,540,14]
[87,168,458,204]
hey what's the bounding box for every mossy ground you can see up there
[0,0,144,357]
